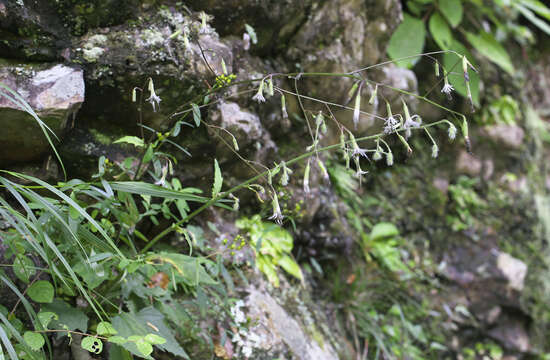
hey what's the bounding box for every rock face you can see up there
[244,283,340,360]
[0,63,84,164]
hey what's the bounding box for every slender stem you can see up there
[139,119,450,254]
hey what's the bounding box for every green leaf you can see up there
[144,334,166,345]
[245,24,258,44]
[439,0,463,27]
[97,322,118,336]
[42,299,88,333]
[37,312,57,329]
[370,222,399,241]
[387,14,426,68]
[519,0,550,20]
[23,332,44,351]
[278,255,303,281]
[13,255,35,283]
[429,13,453,49]
[112,307,188,359]
[147,253,217,286]
[136,338,153,357]
[212,159,223,198]
[81,336,103,354]
[113,136,145,148]
[191,103,201,127]
[465,31,514,75]
[143,144,154,164]
[514,3,550,36]
[27,281,54,303]
[443,40,480,106]
[108,336,128,345]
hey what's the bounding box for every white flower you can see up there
[252,91,265,103]
[431,144,439,158]
[383,115,400,134]
[448,124,457,140]
[252,81,265,103]
[268,194,283,225]
[355,169,368,178]
[351,146,368,159]
[441,82,454,99]
[146,90,162,112]
[403,114,421,138]
[243,33,251,50]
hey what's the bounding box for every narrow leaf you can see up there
[191,103,201,127]
[212,159,223,198]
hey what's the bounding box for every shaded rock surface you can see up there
[0,62,84,164]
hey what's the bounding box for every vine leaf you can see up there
[81,336,103,354]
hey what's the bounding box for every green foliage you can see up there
[236,215,303,287]
[387,14,426,68]
[26,282,54,304]
[22,332,44,352]
[389,0,550,106]
[480,95,520,125]
[447,176,486,231]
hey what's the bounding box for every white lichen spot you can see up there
[141,29,165,47]
[82,34,108,63]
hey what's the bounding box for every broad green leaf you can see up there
[81,336,103,354]
[113,136,145,147]
[42,299,88,333]
[257,256,279,287]
[191,103,201,127]
[465,31,514,75]
[278,255,303,281]
[443,40,480,106]
[146,253,217,286]
[109,344,133,360]
[144,334,166,345]
[97,322,118,336]
[112,307,188,359]
[23,332,44,351]
[387,14,426,68]
[13,255,35,283]
[135,338,153,357]
[429,13,453,49]
[439,0,463,27]
[370,222,399,241]
[27,281,54,303]
[212,159,223,198]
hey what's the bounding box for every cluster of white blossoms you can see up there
[230,300,264,358]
